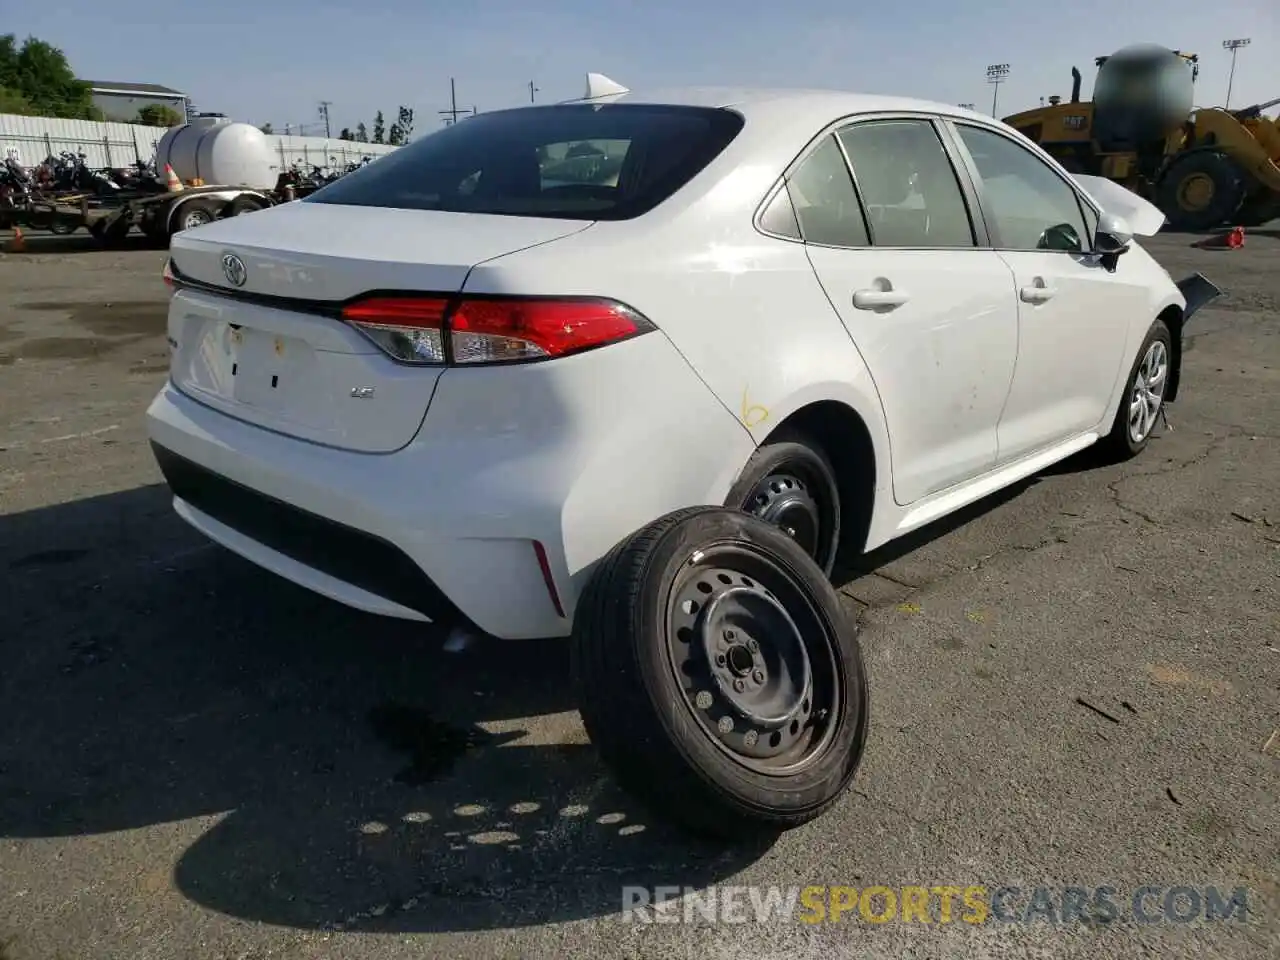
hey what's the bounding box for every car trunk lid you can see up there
[165,202,592,453]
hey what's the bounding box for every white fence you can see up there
[0,113,400,172]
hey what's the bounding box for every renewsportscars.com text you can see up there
[621,884,1252,926]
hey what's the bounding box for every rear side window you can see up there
[786,136,870,248]
[305,104,744,221]
[838,119,976,248]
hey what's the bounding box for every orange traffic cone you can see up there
[1196,225,1245,249]
[2,226,26,253]
[164,164,183,193]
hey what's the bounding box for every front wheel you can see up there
[1157,151,1246,231]
[1098,319,1172,461]
[571,506,869,839]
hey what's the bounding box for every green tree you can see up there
[396,105,414,143]
[0,34,98,119]
[0,85,34,114]
[259,122,274,135]
[387,122,403,146]
[372,110,385,144]
[355,122,369,143]
[338,127,354,141]
[138,104,184,126]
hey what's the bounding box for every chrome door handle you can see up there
[853,288,910,310]
[1019,284,1058,303]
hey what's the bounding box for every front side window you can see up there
[837,118,976,248]
[305,104,744,221]
[955,123,1091,252]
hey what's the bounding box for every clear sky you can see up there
[11,0,1278,135]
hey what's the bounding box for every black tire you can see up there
[224,195,268,218]
[1097,318,1173,462]
[724,431,841,577]
[49,220,78,236]
[1235,191,1280,228]
[172,199,217,233]
[571,506,869,840]
[1157,150,1246,231]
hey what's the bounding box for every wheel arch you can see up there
[755,390,887,556]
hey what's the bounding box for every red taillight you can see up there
[340,294,652,366]
[449,298,649,364]
[162,258,176,288]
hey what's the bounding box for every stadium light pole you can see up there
[1222,38,1250,109]
[986,64,1010,117]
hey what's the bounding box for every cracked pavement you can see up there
[1,229,1278,959]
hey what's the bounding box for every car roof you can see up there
[563,86,996,127]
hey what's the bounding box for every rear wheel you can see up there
[1157,150,1246,231]
[571,507,869,839]
[173,199,217,233]
[725,432,841,577]
[223,195,268,218]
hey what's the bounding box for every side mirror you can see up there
[1094,211,1133,254]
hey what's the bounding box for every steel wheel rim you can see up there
[664,539,843,777]
[1128,340,1168,444]
[742,468,831,566]
[184,211,209,230]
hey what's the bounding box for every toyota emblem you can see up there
[221,252,247,287]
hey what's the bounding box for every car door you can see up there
[793,117,1019,506]
[947,121,1148,464]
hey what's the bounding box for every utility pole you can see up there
[986,63,1010,117]
[318,101,332,139]
[528,80,539,103]
[1222,38,1250,109]
[439,78,464,125]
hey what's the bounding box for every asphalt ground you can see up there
[1,227,1277,960]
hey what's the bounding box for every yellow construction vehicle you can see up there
[1003,43,1280,229]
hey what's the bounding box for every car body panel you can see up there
[148,328,754,639]
[805,245,1019,504]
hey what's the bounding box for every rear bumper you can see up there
[144,334,755,639]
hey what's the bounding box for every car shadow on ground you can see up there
[0,445,1111,932]
[0,484,769,933]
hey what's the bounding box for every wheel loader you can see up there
[1002,43,1280,230]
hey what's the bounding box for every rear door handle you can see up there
[853,288,910,310]
[1019,284,1058,303]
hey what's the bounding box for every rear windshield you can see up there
[304,103,744,221]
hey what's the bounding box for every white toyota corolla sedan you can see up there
[147,83,1213,641]
[147,79,1221,836]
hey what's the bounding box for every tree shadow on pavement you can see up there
[0,485,770,933]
